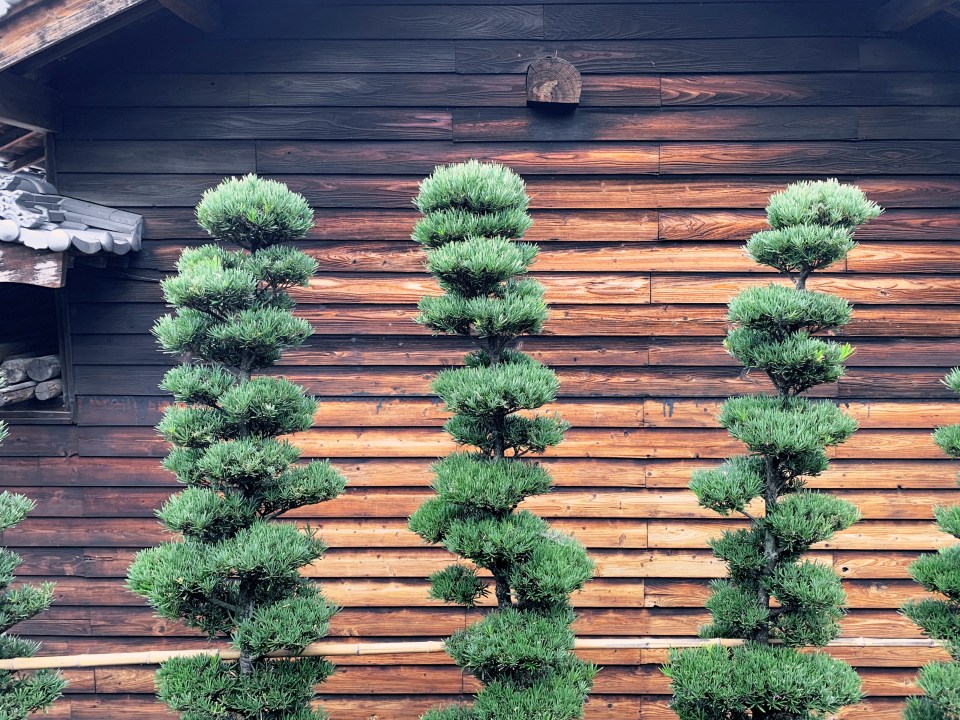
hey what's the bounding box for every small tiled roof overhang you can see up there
[1,171,142,255]
[0,170,142,287]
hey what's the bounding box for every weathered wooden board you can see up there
[660,73,960,107]
[0,243,65,288]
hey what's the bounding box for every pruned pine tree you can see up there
[126,175,347,720]
[408,160,595,720]
[902,369,960,720]
[664,179,883,720]
[0,420,66,720]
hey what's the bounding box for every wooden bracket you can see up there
[526,57,582,111]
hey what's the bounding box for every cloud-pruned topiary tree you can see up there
[0,419,67,720]
[902,368,960,720]
[408,160,595,720]
[664,179,882,720]
[126,175,347,720]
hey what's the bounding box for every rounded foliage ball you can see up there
[766,178,882,231]
[414,159,530,215]
[196,174,314,250]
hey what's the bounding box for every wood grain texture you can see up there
[8,1,960,716]
[456,38,860,73]
[453,107,859,142]
[660,142,960,175]
[660,73,960,107]
[542,3,873,40]
[62,108,453,140]
[225,3,544,40]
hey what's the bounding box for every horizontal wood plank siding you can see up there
[8,1,959,717]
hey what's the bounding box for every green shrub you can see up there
[0,422,66,719]
[127,176,345,720]
[903,365,960,713]
[409,161,595,719]
[665,180,881,720]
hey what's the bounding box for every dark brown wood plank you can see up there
[68,272,653,305]
[56,140,256,173]
[70,364,775,399]
[62,108,452,140]
[660,141,960,174]
[849,242,960,272]
[659,209,960,241]
[456,38,860,73]
[861,107,960,140]
[68,301,960,339]
[66,362,960,402]
[65,270,960,308]
[117,39,458,73]
[68,333,960,370]
[250,73,656,107]
[650,337,960,369]
[122,238,960,275]
[255,141,659,175]
[453,107,859,142]
[107,241,772,273]
[860,37,960,71]
[543,3,873,39]
[62,73,250,107]
[650,274,960,305]
[661,72,960,106]
[69,396,960,433]
[225,3,543,39]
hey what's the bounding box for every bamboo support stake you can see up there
[0,637,943,672]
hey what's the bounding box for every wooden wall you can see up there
[2,1,960,717]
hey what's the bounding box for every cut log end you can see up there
[526,56,582,108]
[26,354,61,382]
[34,378,63,402]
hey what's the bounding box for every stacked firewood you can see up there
[0,354,62,407]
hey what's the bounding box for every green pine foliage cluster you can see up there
[903,367,960,720]
[126,175,347,720]
[664,179,883,720]
[0,421,66,720]
[408,160,595,720]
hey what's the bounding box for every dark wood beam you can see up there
[0,128,34,155]
[158,0,223,32]
[7,145,46,172]
[0,73,62,133]
[877,0,959,31]
[0,243,64,288]
[0,0,154,72]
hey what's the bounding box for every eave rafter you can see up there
[877,0,960,31]
[0,0,224,73]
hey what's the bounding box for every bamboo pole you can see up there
[0,637,943,672]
